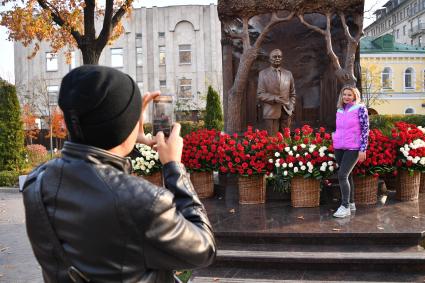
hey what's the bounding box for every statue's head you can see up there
[269,49,282,68]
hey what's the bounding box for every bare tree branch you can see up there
[97,0,114,49]
[254,11,295,49]
[339,13,355,43]
[83,0,96,42]
[111,0,133,28]
[36,0,82,45]
[299,13,341,72]
[242,17,250,50]
[298,14,326,35]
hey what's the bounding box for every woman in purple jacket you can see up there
[332,85,369,218]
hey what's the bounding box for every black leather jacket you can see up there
[22,142,216,283]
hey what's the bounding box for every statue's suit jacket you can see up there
[257,67,296,119]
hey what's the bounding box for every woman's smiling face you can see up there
[342,89,355,104]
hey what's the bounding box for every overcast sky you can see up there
[0,0,387,83]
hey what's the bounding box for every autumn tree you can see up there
[46,107,67,149]
[22,103,40,145]
[1,0,133,64]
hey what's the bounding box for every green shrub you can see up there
[180,121,205,137]
[0,79,25,171]
[370,114,425,136]
[26,144,48,167]
[0,170,19,187]
[205,86,224,131]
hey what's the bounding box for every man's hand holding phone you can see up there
[156,123,183,164]
[137,91,160,146]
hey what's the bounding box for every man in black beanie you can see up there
[21,65,216,283]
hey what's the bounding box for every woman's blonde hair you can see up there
[336,85,361,109]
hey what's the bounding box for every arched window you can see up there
[423,69,425,90]
[405,107,415,114]
[404,68,415,89]
[381,67,392,89]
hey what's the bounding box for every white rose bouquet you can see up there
[131,143,161,176]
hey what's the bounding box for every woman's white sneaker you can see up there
[333,205,351,218]
[349,203,356,211]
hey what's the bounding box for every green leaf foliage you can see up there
[370,114,425,136]
[0,170,19,187]
[205,86,223,131]
[0,79,25,171]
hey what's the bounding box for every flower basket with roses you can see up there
[390,122,425,200]
[131,143,162,186]
[217,126,272,204]
[182,129,221,198]
[270,125,335,207]
[352,129,396,204]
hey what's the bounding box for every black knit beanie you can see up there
[58,65,141,150]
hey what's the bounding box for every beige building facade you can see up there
[14,4,223,118]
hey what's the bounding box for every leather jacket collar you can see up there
[61,141,132,173]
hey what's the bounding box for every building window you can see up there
[404,68,415,89]
[405,107,415,114]
[179,44,191,64]
[136,33,142,39]
[46,53,58,72]
[396,29,399,38]
[178,78,192,98]
[419,36,423,47]
[158,32,165,38]
[111,48,123,68]
[70,51,77,70]
[137,82,143,93]
[159,80,167,93]
[381,67,392,89]
[136,47,143,66]
[159,46,166,65]
[47,86,59,106]
[136,33,142,47]
[423,69,425,90]
[403,25,406,35]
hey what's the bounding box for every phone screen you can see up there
[152,95,174,137]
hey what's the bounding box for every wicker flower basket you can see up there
[190,171,214,198]
[395,170,420,201]
[353,175,379,205]
[238,174,266,204]
[420,172,425,194]
[142,171,163,187]
[291,177,320,208]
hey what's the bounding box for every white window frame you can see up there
[404,67,415,90]
[159,80,167,93]
[136,47,143,67]
[70,51,77,69]
[47,85,59,106]
[404,107,416,114]
[381,67,393,90]
[46,52,58,72]
[159,46,166,65]
[178,78,192,99]
[178,44,192,65]
[111,48,124,68]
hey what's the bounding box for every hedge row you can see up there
[0,170,19,187]
[370,114,425,136]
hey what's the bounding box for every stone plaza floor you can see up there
[1,187,425,282]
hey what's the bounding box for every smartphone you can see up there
[152,94,174,137]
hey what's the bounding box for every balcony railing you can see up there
[408,23,425,37]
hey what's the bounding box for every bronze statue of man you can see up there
[257,49,296,135]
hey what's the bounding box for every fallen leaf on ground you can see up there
[297,216,304,220]
[377,226,384,230]
[412,216,419,219]
[332,228,341,231]
[213,278,220,281]
[229,209,235,213]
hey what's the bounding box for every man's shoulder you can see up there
[281,68,293,76]
[259,67,273,75]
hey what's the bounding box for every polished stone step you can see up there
[213,249,425,271]
[192,267,425,282]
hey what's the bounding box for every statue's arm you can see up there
[289,73,296,106]
[257,73,275,104]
